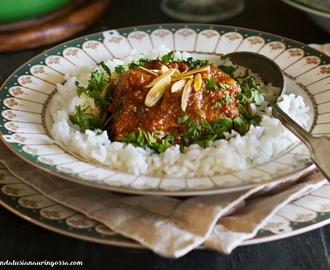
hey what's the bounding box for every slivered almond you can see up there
[138,66,158,76]
[171,79,187,92]
[144,68,178,88]
[174,65,210,80]
[145,76,171,107]
[181,77,193,111]
[193,73,202,91]
[171,75,193,82]
[160,64,169,73]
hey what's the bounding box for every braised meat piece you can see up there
[106,60,241,144]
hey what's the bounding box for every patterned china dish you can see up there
[1,162,330,248]
[282,0,330,34]
[1,24,330,196]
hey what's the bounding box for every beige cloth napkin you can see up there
[0,140,327,258]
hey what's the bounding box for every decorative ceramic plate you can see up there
[1,24,330,196]
[1,162,330,248]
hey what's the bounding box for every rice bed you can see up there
[49,47,310,177]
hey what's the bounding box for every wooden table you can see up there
[1,0,330,269]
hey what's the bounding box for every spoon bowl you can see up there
[225,51,330,181]
[225,51,286,105]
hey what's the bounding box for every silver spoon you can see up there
[225,51,330,181]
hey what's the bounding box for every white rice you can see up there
[49,46,310,177]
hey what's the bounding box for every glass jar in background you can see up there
[161,0,244,22]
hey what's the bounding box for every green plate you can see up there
[0,0,73,23]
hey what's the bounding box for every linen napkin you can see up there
[0,140,327,258]
[309,43,330,55]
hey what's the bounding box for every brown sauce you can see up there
[106,60,241,144]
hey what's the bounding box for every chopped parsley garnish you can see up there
[178,115,189,124]
[205,76,219,91]
[118,129,174,154]
[224,96,232,104]
[114,58,150,74]
[219,62,265,106]
[75,61,112,106]
[180,115,234,148]
[186,57,210,68]
[161,51,175,64]
[213,102,222,108]
[237,76,264,106]
[69,105,109,133]
[69,61,112,132]
[219,82,230,90]
[218,65,237,78]
[118,115,237,152]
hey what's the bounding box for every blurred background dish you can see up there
[161,0,244,22]
[281,0,330,34]
[0,0,73,23]
[0,0,111,52]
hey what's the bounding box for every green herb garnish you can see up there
[161,51,175,64]
[213,102,222,108]
[237,76,264,106]
[70,61,112,131]
[218,65,237,78]
[178,114,233,148]
[69,105,109,133]
[118,129,175,153]
[114,58,150,74]
[224,96,232,104]
[187,57,210,68]
[75,61,112,106]
[205,76,219,91]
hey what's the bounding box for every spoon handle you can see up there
[272,103,330,181]
[272,104,312,149]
